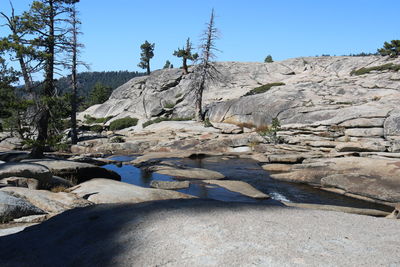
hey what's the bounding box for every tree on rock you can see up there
[163,60,171,69]
[173,38,198,75]
[264,55,273,63]
[378,40,400,57]
[138,41,155,75]
[191,9,220,122]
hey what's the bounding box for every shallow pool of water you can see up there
[103,155,392,211]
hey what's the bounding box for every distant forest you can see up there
[57,71,145,97]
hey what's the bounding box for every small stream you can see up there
[103,155,392,212]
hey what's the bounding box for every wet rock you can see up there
[0,151,29,162]
[150,180,190,190]
[203,180,270,199]
[1,187,92,214]
[151,165,225,180]
[23,159,121,183]
[0,191,45,223]
[0,163,52,186]
[70,178,194,204]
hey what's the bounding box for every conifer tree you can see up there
[378,40,400,57]
[138,40,155,75]
[173,38,198,74]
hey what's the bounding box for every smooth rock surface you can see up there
[0,199,399,266]
[151,165,225,180]
[150,180,190,190]
[203,180,270,199]
[0,191,45,223]
[23,159,121,183]
[0,163,52,185]
[70,178,194,204]
[1,187,92,214]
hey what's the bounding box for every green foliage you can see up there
[378,40,400,57]
[257,118,283,144]
[138,40,155,74]
[245,82,285,96]
[90,125,103,133]
[84,115,113,124]
[109,117,138,131]
[350,63,400,76]
[163,60,172,69]
[88,82,113,106]
[173,38,198,74]
[175,93,182,98]
[203,118,212,127]
[164,102,175,109]
[110,136,125,143]
[264,55,273,63]
[142,117,192,128]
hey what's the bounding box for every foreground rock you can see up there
[271,157,400,203]
[0,199,399,266]
[1,187,92,214]
[70,178,194,204]
[0,191,45,223]
[203,180,270,199]
[23,159,121,183]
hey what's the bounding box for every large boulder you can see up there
[23,159,121,183]
[0,191,45,223]
[0,163,52,186]
[270,157,400,202]
[1,187,92,214]
[149,165,225,180]
[70,178,194,204]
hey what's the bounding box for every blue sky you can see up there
[0,0,399,74]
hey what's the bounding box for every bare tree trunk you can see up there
[146,60,150,75]
[182,58,188,75]
[31,0,55,158]
[70,7,78,145]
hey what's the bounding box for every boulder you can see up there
[23,159,120,183]
[0,163,52,186]
[150,165,225,180]
[386,204,400,219]
[262,163,293,172]
[203,180,270,199]
[271,157,400,202]
[0,177,39,189]
[335,141,387,152]
[150,180,190,190]
[0,191,45,223]
[1,187,92,214]
[70,178,195,204]
[211,122,243,134]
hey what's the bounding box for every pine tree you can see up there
[378,40,400,57]
[264,55,273,63]
[163,60,171,69]
[173,38,198,75]
[138,40,155,75]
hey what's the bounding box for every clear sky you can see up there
[0,0,399,74]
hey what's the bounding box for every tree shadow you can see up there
[0,198,284,266]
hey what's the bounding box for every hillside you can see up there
[56,71,145,97]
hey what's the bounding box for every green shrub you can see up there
[257,118,283,144]
[203,118,213,127]
[84,115,113,124]
[110,136,125,143]
[109,117,138,131]
[245,82,285,96]
[142,117,193,128]
[164,102,175,109]
[175,93,182,98]
[264,55,273,63]
[350,63,400,76]
[90,125,104,133]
